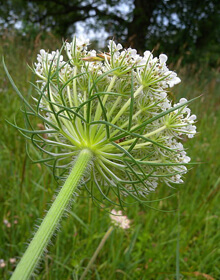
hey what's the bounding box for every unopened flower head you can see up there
[110,209,130,229]
[18,36,197,205]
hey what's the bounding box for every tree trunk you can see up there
[126,0,161,53]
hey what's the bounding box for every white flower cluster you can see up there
[34,49,72,85]
[110,210,130,229]
[32,36,197,197]
[168,98,197,138]
[136,51,181,91]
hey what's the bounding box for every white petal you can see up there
[159,54,168,64]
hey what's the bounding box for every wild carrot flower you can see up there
[28,36,197,203]
[4,35,197,280]
[110,209,131,229]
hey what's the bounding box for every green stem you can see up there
[10,149,93,280]
[118,125,167,147]
[93,95,122,142]
[111,85,143,125]
[73,66,78,106]
[122,141,152,150]
[95,108,143,143]
[80,226,114,280]
[67,85,73,107]
[107,96,121,119]
[46,87,80,143]
[91,75,117,140]
[144,125,166,138]
[72,67,85,139]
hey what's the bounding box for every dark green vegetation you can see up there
[0,37,219,279]
[1,0,220,66]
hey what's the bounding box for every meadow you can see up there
[0,35,219,280]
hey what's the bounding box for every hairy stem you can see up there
[10,149,93,280]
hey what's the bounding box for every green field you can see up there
[0,37,219,280]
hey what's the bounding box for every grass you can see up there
[0,36,219,280]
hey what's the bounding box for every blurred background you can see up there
[0,1,219,279]
[0,0,220,65]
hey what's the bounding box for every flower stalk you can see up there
[80,209,131,280]
[10,149,92,280]
[79,226,114,280]
[111,85,144,125]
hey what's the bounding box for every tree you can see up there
[0,0,219,64]
[0,0,130,37]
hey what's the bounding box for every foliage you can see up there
[0,0,220,65]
